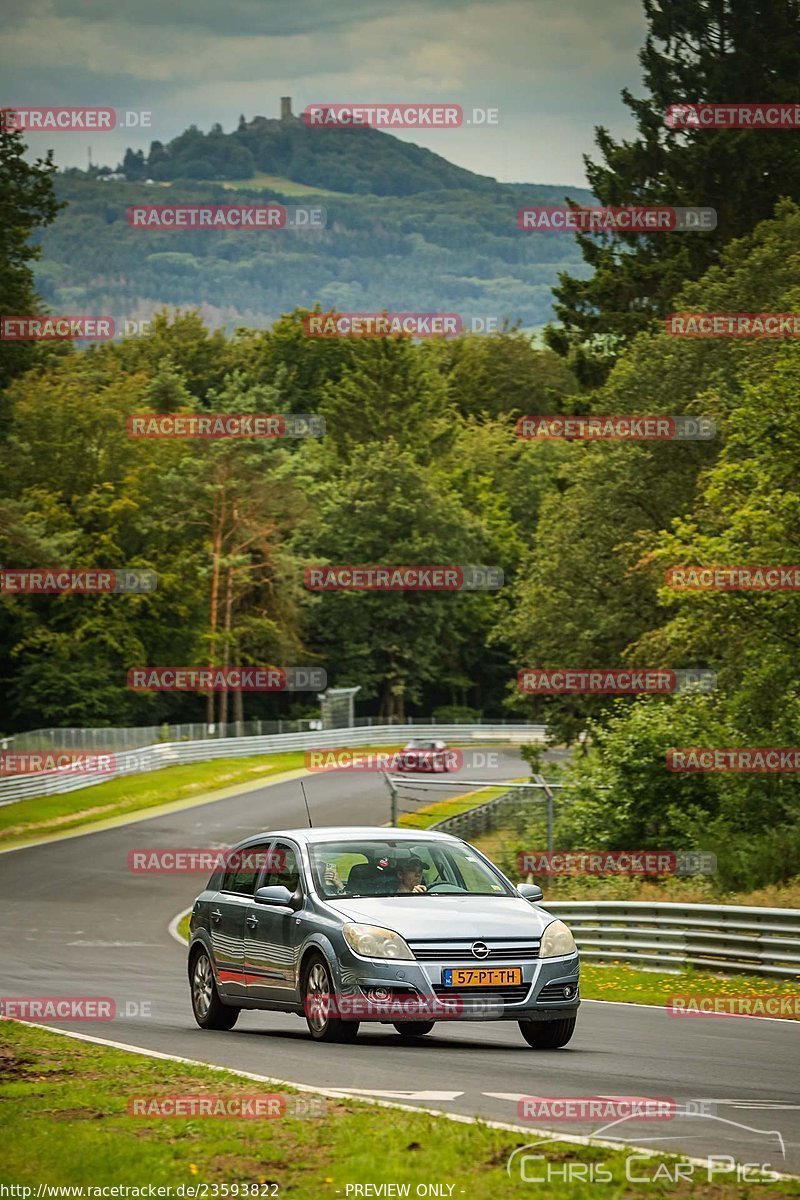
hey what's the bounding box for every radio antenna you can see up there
[300,779,313,828]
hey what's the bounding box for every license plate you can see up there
[442,967,522,987]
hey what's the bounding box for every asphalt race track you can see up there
[1,750,799,1176]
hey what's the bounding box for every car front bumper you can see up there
[332,948,580,1022]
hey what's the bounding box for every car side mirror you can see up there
[254,885,294,909]
[517,883,543,903]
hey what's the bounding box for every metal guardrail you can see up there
[430,788,532,837]
[0,723,546,806]
[542,900,800,979]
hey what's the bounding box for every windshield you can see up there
[309,839,513,899]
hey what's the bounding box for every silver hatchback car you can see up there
[188,826,580,1048]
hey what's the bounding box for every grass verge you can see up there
[2,1020,795,1195]
[579,961,800,1019]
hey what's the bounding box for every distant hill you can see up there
[122,109,499,197]
[33,112,594,333]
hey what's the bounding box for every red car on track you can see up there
[393,739,456,772]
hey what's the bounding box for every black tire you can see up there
[393,1021,435,1037]
[303,953,360,1043]
[190,948,240,1030]
[518,1016,576,1049]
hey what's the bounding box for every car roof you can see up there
[236,825,461,847]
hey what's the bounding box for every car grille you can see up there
[432,983,531,1004]
[537,980,579,1002]
[409,939,540,962]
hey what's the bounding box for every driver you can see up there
[395,855,428,894]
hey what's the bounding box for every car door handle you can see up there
[246,914,258,929]
[211,909,222,924]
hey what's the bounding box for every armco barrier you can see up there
[542,900,800,979]
[0,723,546,806]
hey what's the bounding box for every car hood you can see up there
[324,894,554,939]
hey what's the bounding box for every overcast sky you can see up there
[2,0,648,186]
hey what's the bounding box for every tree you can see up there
[547,0,800,384]
[295,442,488,720]
[507,203,800,741]
[0,120,64,391]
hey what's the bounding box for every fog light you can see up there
[564,985,575,999]
[366,987,392,1002]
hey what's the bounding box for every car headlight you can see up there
[539,919,577,958]
[342,923,415,960]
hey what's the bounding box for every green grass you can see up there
[0,753,308,848]
[2,1020,794,1195]
[398,783,514,830]
[579,961,800,1018]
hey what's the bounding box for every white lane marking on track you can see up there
[580,998,799,1025]
[67,940,160,947]
[327,1088,464,1101]
[168,907,192,947]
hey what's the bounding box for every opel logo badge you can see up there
[471,941,490,959]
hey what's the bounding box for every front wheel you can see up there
[190,949,239,1030]
[518,1016,575,1049]
[303,954,360,1043]
[393,1021,435,1037]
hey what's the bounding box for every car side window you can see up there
[221,844,272,896]
[260,841,301,894]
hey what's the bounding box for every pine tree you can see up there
[546,0,800,385]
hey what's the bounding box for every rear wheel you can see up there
[393,1021,435,1037]
[190,949,239,1030]
[303,954,360,1043]
[518,1016,575,1049]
